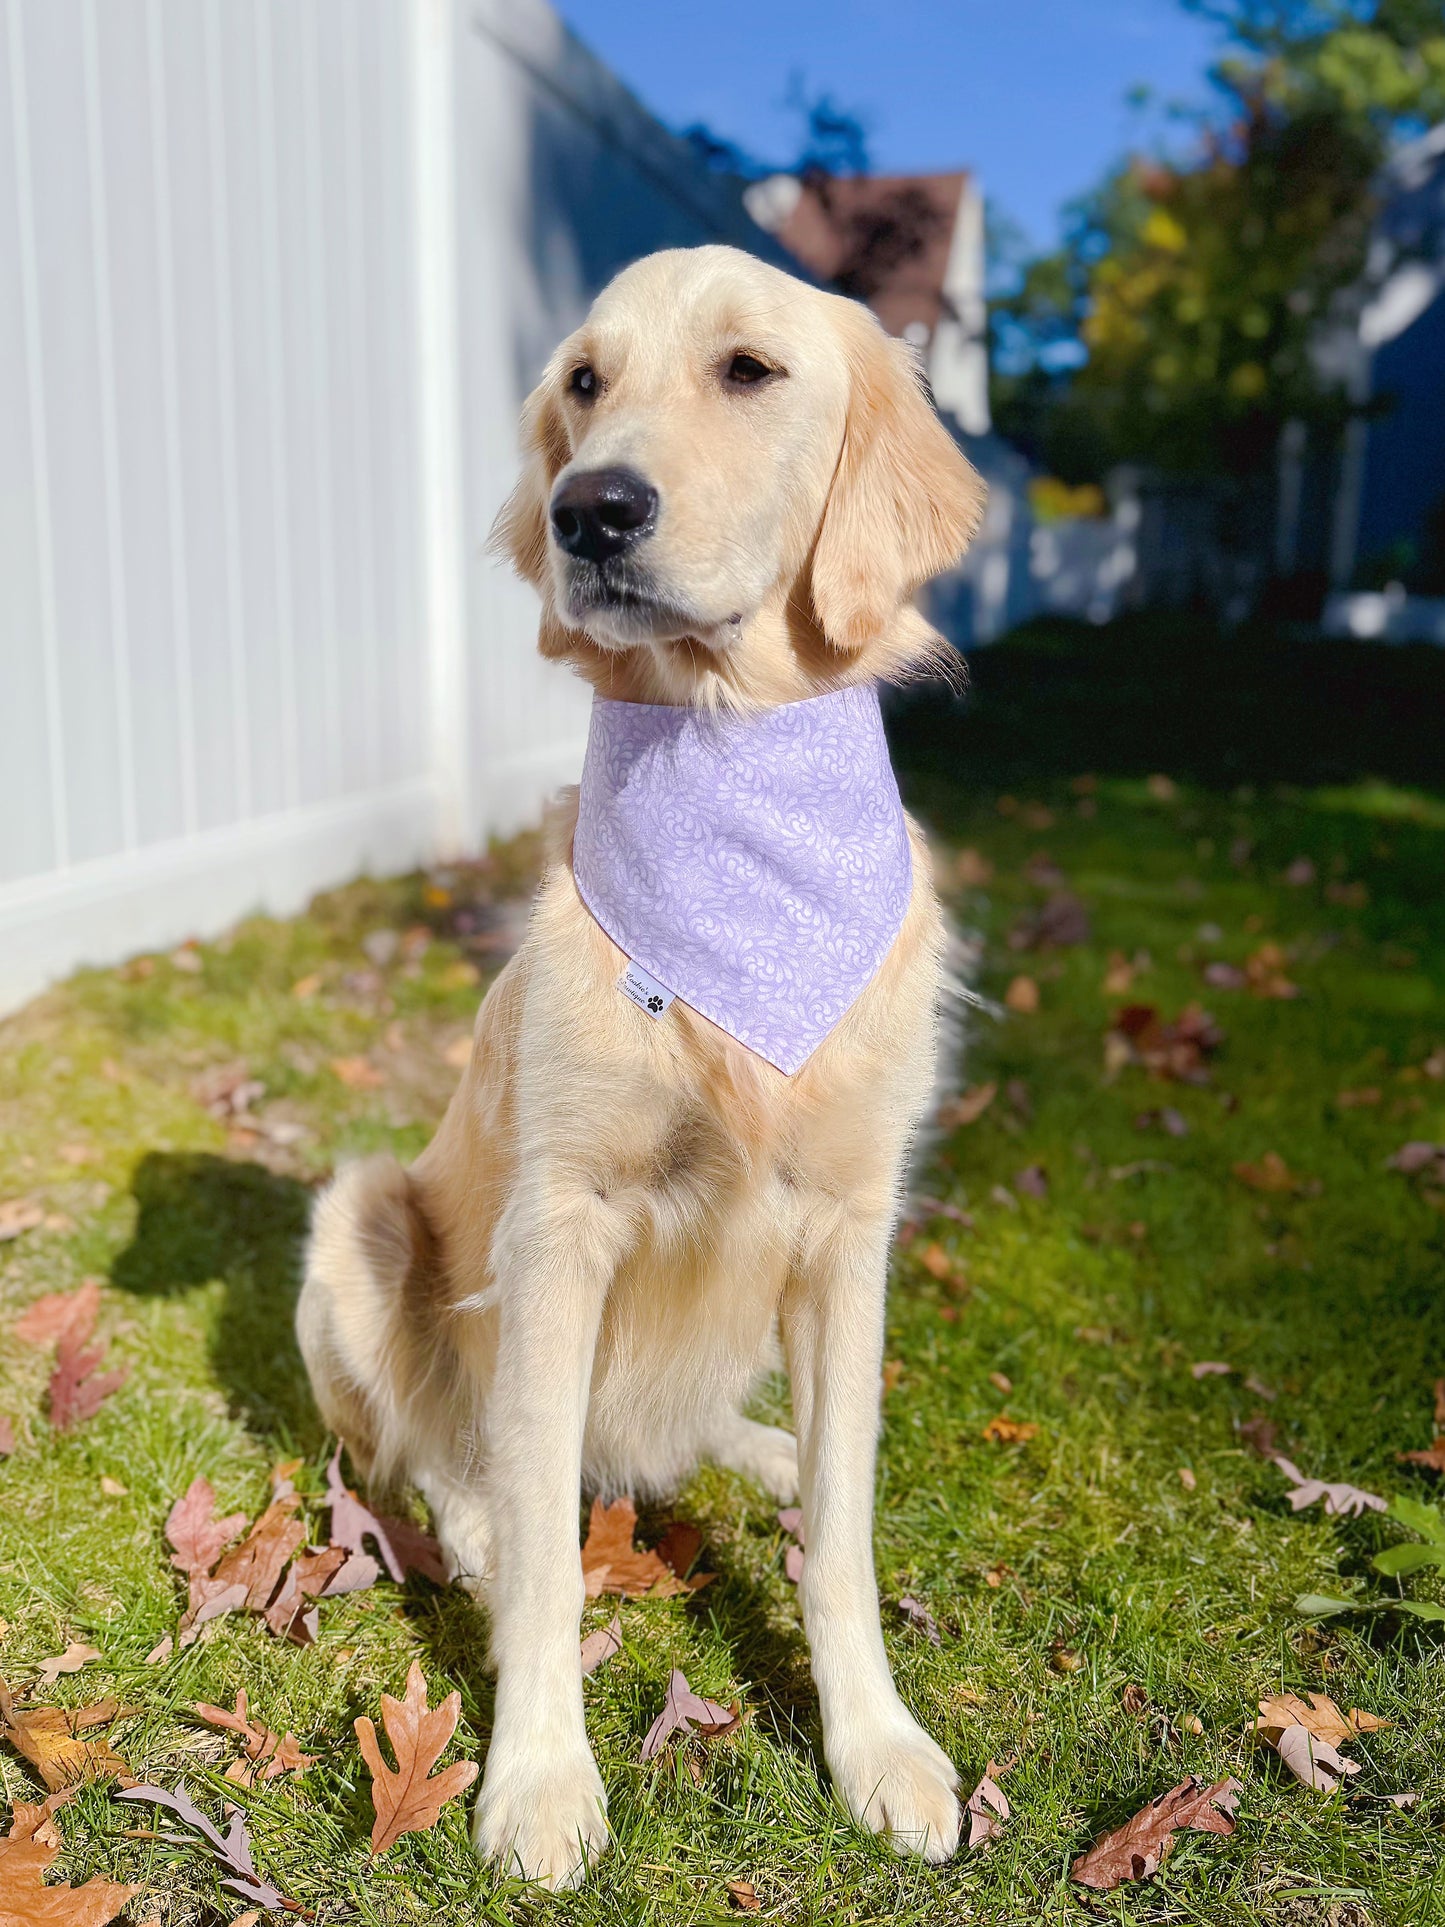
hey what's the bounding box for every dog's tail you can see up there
[296,1155,433,1487]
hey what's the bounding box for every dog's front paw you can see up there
[828,1711,961,1862]
[473,1743,608,1889]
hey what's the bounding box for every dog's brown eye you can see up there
[568,364,599,401]
[724,352,776,387]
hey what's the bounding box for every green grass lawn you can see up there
[2,616,1444,1925]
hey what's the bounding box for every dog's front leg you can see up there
[472,1180,630,1890]
[783,1203,961,1862]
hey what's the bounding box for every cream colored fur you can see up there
[297,245,984,1889]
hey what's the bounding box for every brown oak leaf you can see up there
[47,1316,129,1434]
[580,1496,700,1599]
[640,1668,739,1760]
[194,1690,316,1787]
[580,1613,623,1677]
[964,1769,1010,1847]
[1266,1725,1362,1793]
[1071,1776,1241,1890]
[35,1644,101,1690]
[0,1681,136,1790]
[725,1877,761,1911]
[14,1280,103,1348]
[325,1447,446,1586]
[0,1198,46,1243]
[354,1661,479,1853]
[982,1414,1039,1444]
[0,1789,137,1925]
[1255,1692,1387,1748]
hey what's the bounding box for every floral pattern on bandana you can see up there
[572,683,913,1074]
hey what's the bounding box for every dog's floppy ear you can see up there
[489,374,570,588]
[810,303,986,652]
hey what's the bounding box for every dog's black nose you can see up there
[550,467,658,563]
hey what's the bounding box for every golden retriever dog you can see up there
[297,244,984,1888]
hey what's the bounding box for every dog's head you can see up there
[493,245,985,706]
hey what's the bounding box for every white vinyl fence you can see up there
[0,0,782,1015]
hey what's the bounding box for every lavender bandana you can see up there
[572,684,913,1074]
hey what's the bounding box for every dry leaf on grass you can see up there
[1191,1360,1233,1378]
[1009,891,1091,952]
[964,1770,1010,1847]
[177,1493,306,1644]
[0,1681,136,1789]
[580,1614,623,1677]
[354,1661,479,1854]
[1004,975,1040,1014]
[1256,1692,1387,1748]
[778,1508,805,1584]
[897,1596,941,1645]
[36,1644,101,1690]
[936,1081,996,1129]
[1070,1776,1241,1890]
[195,1690,317,1786]
[325,1446,446,1588]
[982,1414,1039,1444]
[119,1781,292,1909]
[1015,1164,1049,1199]
[580,1497,709,1599]
[0,1198,46,1243]
[0,1413,14,1457]
[1266,1725,1362,1793]
[15,1281,103,1348]
[640,1668,739,1760]
[1396,1386,1445,1476]
[1233,1151,1314,1194]
[330,1055,385,1090]
[1106,1003,1224,1085]
[47,1330,129,1434]
[725,1877,761,1912]
[1284,1475,1386,1517]
[0,1791,138,1926]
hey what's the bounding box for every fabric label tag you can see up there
[618,961,675,1020]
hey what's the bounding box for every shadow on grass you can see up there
[110,1150,322,1450]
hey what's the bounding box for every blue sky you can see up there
[552,0,1228,248]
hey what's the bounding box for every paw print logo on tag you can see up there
[619,963,675,1021]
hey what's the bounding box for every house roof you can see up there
[745,170,970,341]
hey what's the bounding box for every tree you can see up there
[992,1,1445,481]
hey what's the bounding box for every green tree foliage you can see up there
[992,1,1445,480]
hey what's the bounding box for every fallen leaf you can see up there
[0,1681,136,1789]
[725,1877,761,1911]
[330,1055,385,1090]
[144,1638,172,1666]
[1102,952,1136,995]
[1015,1164,1049,1199]
[1070,1776,1241,1890]
[36,1644,101,1690]
[580,1614,623,1677]
[988,1371,1013,1395]
[1122,1684,1149,1716]
[0,1788,137,1924]
[1242,941,1300,999]
[15,1280,103,1349]
[654,1520,710,1587]
[964,1770,1010,1846]
[1391,1141,1445,1185]
[1255,1692,1387,1748]
[290,971,324,999]
[1107,1003,1224,1085]
[936,1081,996,1129]
[354,1662,480,1853]
[1244,1374,1276,1401]
[1191,1360,1233,1379]
[119,1780,292,1908]
[640,1668,739,1760]
[1284,1476,1386,1518]
[1004,975,1039,1014]
[982,1414,1038,1444]
[194,1690,316,1787]
[1051,1646,1083,1673]
[1178,1467,1197,1490]
[0,1414,14,1456]
[325,1447,447,1588]
[166,1478,249,1583]
[1266,1725,1362,1794]
[1232,1151,1306,1194]
[1147,773,1178,801]
[917,1242,955,1281]
[953,847,993,888]
[47,1319,129,1434]
[1010,891,1091,952]
[881,1358,903,1396]
[98,1476,127,1498]
[1283,856,1316,886]
[897,1596,941,1645]
[0,1198,46,1242]
[580,1496,698,1599]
